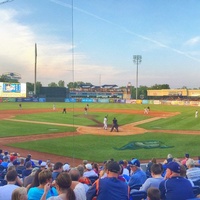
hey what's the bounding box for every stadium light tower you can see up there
[133,55,142,100]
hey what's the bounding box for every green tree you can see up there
[149,84,170,90]
[48,82,58,87]
[0,74,18,83]
[26,81,42,96]
[58,80,65,87]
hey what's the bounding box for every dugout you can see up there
[39,87,69,102]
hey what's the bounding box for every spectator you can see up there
[27,168,42,191]
[121,160,130,177]
[5,166,23,187]
[181,153,190,166]
[140,163,164,192]
[92,163,99,175]
[86,161,129,200]
[82,160,88,169]
[63,163,71,172]
[147,187,161,200]
[11,187,27,200]
[99,160,111,178]
[77,165,91,192]
[0,170,19,200]
[27,169,58,199]
[23,167,39,187]
[40,162,47,170]
[41,172,75,200]
[1,155,9,168]
[159,161,194,200]
[0,149,3,161]
[16,158,26,172]
[69,167,86,200]
[24,154,35,168]
[52,162,63,181]
[128,158,147,190]
[186,158,200,182]
[146,158,157,177]
[22,161,32,180]
[83,163,98,178]
[7,155,16,168]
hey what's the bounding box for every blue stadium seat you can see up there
[193,179,200,187]
[88,176,99,184]
[130,190,147,200]
[130,184,142,191]
[192,186,200,197]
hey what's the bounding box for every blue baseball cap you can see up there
[130,158,140,167]
[167,161,180,173]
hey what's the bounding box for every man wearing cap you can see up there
[83,163,98,178]
[86,161,129,200]
[128,158,147,190]
[159,161,194,200]
[63,163,71,172]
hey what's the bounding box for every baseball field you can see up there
[0,102,200,166]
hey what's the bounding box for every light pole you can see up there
[133,55,142,100]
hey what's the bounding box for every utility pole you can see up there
[133,55,142,100]
[34,43,37,96]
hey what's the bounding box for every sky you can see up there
[0,0,200,89]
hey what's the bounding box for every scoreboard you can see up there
[0,82,26,97]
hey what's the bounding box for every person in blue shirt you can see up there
[28,169,58,200]
[128,158,147,190]
[159,161,194,200]
[86,161,129,200]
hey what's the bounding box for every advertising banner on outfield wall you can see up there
[142,100,149,104]
[16,98,39,102]
[98,99,109,103]
[147,89,187,96]
[190,101,200,106]
[153,100,162,104]
[188,90,200,97]
[65,98,76,102]
[81,98,94,103]
[126,100,136,104]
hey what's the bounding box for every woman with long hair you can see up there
[40,172,75,200]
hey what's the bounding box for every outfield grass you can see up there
[10,132,200,162]
[0,120,76,137]
[1,102,200,161]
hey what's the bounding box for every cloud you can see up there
[184,36,200,46]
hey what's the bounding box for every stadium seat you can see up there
[130,184,142,191]
[193,179,200,187]
[88,176,99,184]
[192,186,200,197]
[16,169,23,179]
[129,190,147,200]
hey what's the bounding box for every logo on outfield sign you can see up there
[114,140,173,150]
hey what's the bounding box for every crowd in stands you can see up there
[0,149,200,200]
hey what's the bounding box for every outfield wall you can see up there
[1,97,200,106]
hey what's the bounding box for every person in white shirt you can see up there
[0,170,19,200]
[83,164,98,178]
[186,158,200,182]
[103,116,108,130]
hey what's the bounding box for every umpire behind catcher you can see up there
[110,117,119,132]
